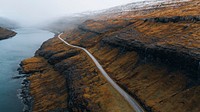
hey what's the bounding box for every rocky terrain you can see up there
[20,0,200,112]
[20,38,133,112]
[0,27,16,40]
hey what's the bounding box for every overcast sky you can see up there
[0,0,144,27]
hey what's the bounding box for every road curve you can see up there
[58,33,145,112]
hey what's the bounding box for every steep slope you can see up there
[20,38,133,112]
[20,0,200,112]
[61,0,200,111]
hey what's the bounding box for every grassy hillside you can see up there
[20,0,200,111]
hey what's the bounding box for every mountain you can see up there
[45,0,190,33]
[44,15,89,34]
[19,0,200,112]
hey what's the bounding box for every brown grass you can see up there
[22,57,68,112]
[89,44,199,112]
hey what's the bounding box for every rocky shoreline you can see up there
[18,37,134,112]
[20,78,33,112]
[14,67,33,112]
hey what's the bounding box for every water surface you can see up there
[0,28,54,112]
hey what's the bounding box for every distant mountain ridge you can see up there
[45,0,190,33]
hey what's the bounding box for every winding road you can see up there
[58,33,145,112]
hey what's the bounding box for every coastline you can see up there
[17,0,200,111]
[0,27,17,40]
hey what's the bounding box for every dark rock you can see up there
[103,36,200,81]
[18,78,33,112]
[48,51,79,65]
[12,75,25,79]
[78,19,134,34]
[36,50,65,59]
[144,15,200,23]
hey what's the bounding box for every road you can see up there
[58,33,145,112]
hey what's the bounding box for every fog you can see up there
[0,0,146,27]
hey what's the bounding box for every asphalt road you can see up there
[58,33,145,112]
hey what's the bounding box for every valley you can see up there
[19,0,200,112]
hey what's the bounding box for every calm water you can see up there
[0,28,54,112]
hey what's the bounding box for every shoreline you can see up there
[0,27,17,40]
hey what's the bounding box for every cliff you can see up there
[0,27,16,40]
[20,0,200,112]
[20,38,133,112]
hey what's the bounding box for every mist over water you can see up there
[0,0,145,27]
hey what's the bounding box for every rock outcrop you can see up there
[20,38,133,112]
[143,15,200,23]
